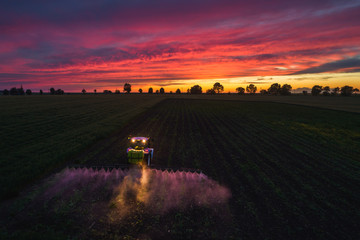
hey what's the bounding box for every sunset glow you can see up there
[1,0,360,92]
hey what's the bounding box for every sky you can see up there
[0,0,360,93]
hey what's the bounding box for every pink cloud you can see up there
[0,1,360,90]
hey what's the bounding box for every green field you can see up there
[1,95,360,239]
[0,95,165,199]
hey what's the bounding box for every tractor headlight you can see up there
[132,139,135,143]
[142,139,146,143]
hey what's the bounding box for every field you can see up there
[1,95,360,239]
[0,95,165,199]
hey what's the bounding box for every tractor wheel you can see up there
[147,154,151,166]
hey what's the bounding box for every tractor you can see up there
[127,136,154,166]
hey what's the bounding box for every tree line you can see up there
[308,85,359,96]
[2,82,359,96]
[1,86,64,95]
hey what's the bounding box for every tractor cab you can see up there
[127,137,154,166]
[129,137,150,150]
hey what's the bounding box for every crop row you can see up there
[0,95,165,199]
[108,99,360,239]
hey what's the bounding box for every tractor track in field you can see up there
[71,100,167,166]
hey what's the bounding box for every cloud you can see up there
[231,54,279,62]
[344,68,360,73]
[1,0,360,90]
[292,57,360,74]
[0,73,40,81]
[246,81,272,84]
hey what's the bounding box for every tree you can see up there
[55,89,64,95]
[40,89,43,95]
[169,91,173,94]
[354,88,359,94]
[260,89,267,95]
[176,88,181,94]
[280,84,292,95]
[332,87,340,95]
[94,89,97,94]
[246,84,257,95]
[115,89,120,94]
[213,82,224,94]
[311,85,322,96]
[322,86,330,96]
[206,88,215,95]
[103,90,112,94]
[155,90,159,94]
[148,87,153,94]
[124,83,131,93]
[160,88,165,94]
[18,85,24,95]
[10,87,18,95]
[3,89,9,95]
[26,89,32,95]
[303,91,308,95]
[236,87,245,95]
[190,85,202,94]
[139,88,143,94]
[341,85,353,96]
[268,83,281,95]
[82,88,86,94]
[50,88,55,95]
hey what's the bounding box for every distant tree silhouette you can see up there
[354,88,359,94]
[311,85,322,96]
[169,91,173,94]
[341,85,353,96]
[26,89,32,95]
[50,88,55,95]
[268,83,281,95]
[148,87,153,94]
[55,89,64,95]
[10,87,18,95]
[103,90,112,94]
[332,87,340,95]
[190,85,202,94]
[3,89,9,95]
[115,89,120,94]
[176,88,181,94]
[139,88,143,94]
[206,88,215,95]
[323,86,330,96]
[303,91,308,95]
[40,89,43,95]
[280,84,292,95]
[187,89,190,94]
[18,86,24,95]
[236,87,245,95]
[260,89,268,95]
[124,83,131,93]
[246,84,257,95]
[160,87,165,94]
[213,82,224,94]
[155,90,159,94]
[82,88,86,94]
[94,89,97,94]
